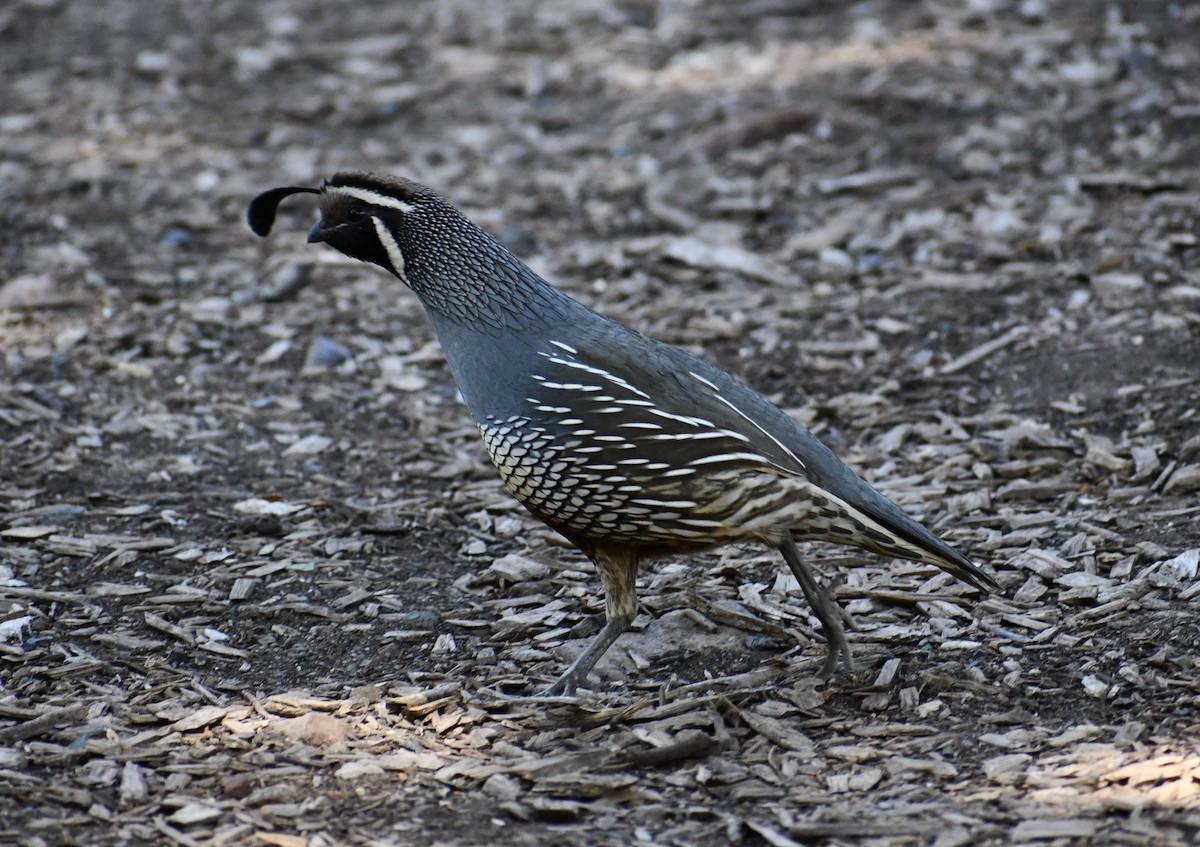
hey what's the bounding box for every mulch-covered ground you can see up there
[2,0,1199,844]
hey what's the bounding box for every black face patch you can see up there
[315,191,363,229]
[302,189,390,271]
[311,216,391,270]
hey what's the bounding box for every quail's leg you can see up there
[540,544,640,696]
[541,612,634,696]
[780,534,854,676]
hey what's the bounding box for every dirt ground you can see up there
[2,0,1199,844]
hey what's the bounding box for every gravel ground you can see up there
[2,0,1199,844]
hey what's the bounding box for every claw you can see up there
[781,534,856,677]
[538,672,578,698]
[537,611,634,698]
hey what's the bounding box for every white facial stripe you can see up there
[336,186,417,213]
[371,216,410,286]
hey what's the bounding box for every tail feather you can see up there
[851,486,997,591]
[802,478,998,592]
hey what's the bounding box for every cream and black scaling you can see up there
[249,172,998,695]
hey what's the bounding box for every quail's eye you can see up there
[346,206,367,223]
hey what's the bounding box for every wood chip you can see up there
[1010,818,1099,840]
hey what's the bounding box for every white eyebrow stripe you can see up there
[335,186,417,213]
[371,217,411,286]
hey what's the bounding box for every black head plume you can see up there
[247,186,321,237]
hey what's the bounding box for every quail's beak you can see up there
[307,220,328,244]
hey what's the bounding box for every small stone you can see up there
[335,760,385,780]
[378,355,428,391]
[220,773,255,798]
[0,616,32,643]
[493,516,524,537]
[1091,272,1144,305]
[233,498,305,516]
[482,773,524,802]
[401,609,441,630]
[1011,819,1098,841]
[973,206,1025,237]
[818,247,855,271]
[961,149,997,175]
[982,753,1031,780]
[276,712,352,748]
[256,338,292,365]
[37,504,88,525]
[168,803,222,825]
[486,553,550,581]
[119,762,148,806]
[135,51,172,73]
[282,434,333,456]
[1129,445,1160,479]
[1018,0,1046,20]
[1163,549,1199,581]
[1164,464,1200,494]
[1164,285,1200,302]
[160,227,191,247]
[0,748,26,769]
[305,336,352,369]
[744,634,785,652]
[261,262,313,302]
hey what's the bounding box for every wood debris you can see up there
[2,0,1199,843]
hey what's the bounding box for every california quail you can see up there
[248,172,998,695]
